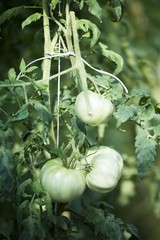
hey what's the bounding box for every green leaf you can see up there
[4,128,14,148]
[30,100,52,125]
[99,42,123,74]
[76,19,100,47]
[139,104,155,121]
[131,88,150,99]
[8,68,16,82]
[11,104,29,122]
[19,58,26,73]
[84,207,105,225]
[33,81,48,91]
[26,66,38,73]
[22,13,42,30]
[110,0,124,22]
[43,193,56,223]
[126,224,140,239]
[114,104,138,127]
[51,0,59,9]
[50,147,66,159]
[0,6,25,25]
[17,178,32,202]
[102,215,125,240]
[0,148,14,200]
[32,180,42,195]
[20,211,46,240]
[153,125,160,138]
[85,0,102,21]
[135,129,157,178]
[73,0,84,9]
[17,200,29,227]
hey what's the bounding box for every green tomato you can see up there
[85,146,123,193]
[40,159,86,203]
[75,90,114,126]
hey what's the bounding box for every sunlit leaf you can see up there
[99,42,123,74]
[33,81,48,91]
[8,68,16,82]
[32,180,42,195]
[22,13,42,30]
[76,19,100,47]
[51,0,59,9]
[26,66,38,73]
[19,58,26,73]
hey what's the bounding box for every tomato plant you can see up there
[0,0,160,240]
[75,90,114,126]
[40,159,86,202]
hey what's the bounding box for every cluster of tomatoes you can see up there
[40,90,123,203]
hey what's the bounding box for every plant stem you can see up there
[42,0,52,84]
[42,0,56,147]
[65,1,76,69]
[70,11,91,114]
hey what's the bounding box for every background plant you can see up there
[0,0,160,239]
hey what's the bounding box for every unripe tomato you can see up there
[40,159,86,203]
[75,90,114,126]
[84,146,123,193]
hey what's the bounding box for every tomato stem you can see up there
[70,11,92,115]
[42,0,56,148]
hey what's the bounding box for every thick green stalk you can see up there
[42,0,52,82]
[70,11,88,91]
[42,0,56,147]
[65,2,76,68]
[70,11,91,114]
[65,2,91,112]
